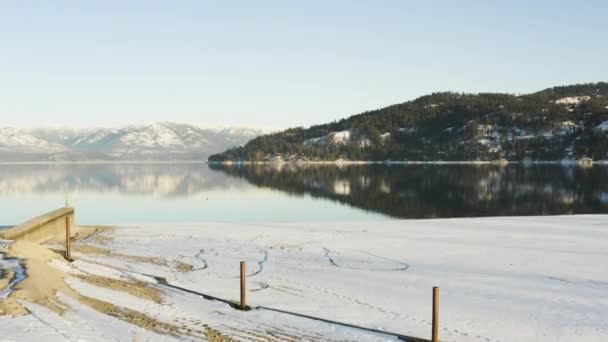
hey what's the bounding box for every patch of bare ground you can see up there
[4,240,80,315]
[222,325,327,342]
[72,244,168,266]
[0,269,13,292]
[1,240,238,340]
[78,296,236,341]
[0,269,27,316]
[73,227,196,274]
[73,225,115,245]
[73,242,195,274]
[173,260,194,272]
[0,297,28,316]
[2,228,338,341]
[76,273,163,303]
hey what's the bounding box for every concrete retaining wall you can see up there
[0,207,74,243]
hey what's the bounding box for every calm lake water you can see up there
[0,163,607,225]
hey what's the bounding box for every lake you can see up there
[0,162,607,225]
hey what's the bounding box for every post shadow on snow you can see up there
[154,276,431,342]
[257,305,431,342]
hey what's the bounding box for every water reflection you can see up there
[1,163,607,221]
[210,163,608,218]
[0,163,383,224]
[0,163,240,197]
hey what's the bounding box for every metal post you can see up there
[65,215,71,261]
[240,261,246,309]
[432,287,439,342]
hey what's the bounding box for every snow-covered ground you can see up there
[2,215,608,341]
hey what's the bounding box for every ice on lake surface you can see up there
[0,162,607,225]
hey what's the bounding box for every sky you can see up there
[1,0,607,129]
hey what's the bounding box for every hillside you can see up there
[209,83,608,162]
[0,123,266,162]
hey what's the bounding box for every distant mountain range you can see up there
[0,122,268,161]
[210,82,608,162]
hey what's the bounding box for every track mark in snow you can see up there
[248,248,268,277]
[269,274,500,342]
[548,276,574,284]
[549,276,608,288]
[589,279,608,287]
[322,248,409,271]
[269,285,305,298]
[192,249,209,271]
[323,248,340,268]
[360,251,409,271]
[28,308,78,342]
[250,282,269,292]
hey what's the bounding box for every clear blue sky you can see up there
[1,0,606,129]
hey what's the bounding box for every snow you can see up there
[2,216,607,341]
[0,127,65,153]
[304,130,352,147]
[555,96,591,105]
[77,128,120,144]
[120,123,184,148]
[558,121,578,135]
[0,123,266,161]
[303,136,324,146]
[330,130,351,144]
[398,128,416,134]
[0,296,178,342]
[57,217,608,340]
[596,121,608,132]
[478,139,491,146]
[359,138,372,147]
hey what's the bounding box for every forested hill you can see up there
[209,83,608,162]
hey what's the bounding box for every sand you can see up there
[0,226,242,341]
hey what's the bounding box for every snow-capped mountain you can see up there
[0,123,269,161]
[0,127,66,154]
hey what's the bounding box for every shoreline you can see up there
[0,160,208,165]
[0,159,606,165]
[212,159,608,166]
[2,213,608,341]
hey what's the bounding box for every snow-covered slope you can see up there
[0,128,65,153]
[0,123,268,161]
[554,95,591,105]
[4,215,603,341]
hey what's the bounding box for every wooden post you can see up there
[65,215,71,261]
[240,261,246,309]
[432,287,439,342]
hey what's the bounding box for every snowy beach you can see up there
[1,215,607,341]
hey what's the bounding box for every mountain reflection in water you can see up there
[0,163,607,222]
[0,163,240,197]
[210,163,608,219]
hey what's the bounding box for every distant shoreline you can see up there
[1,159,606,165]
[0,160,208,165]
[211,160,608,166]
